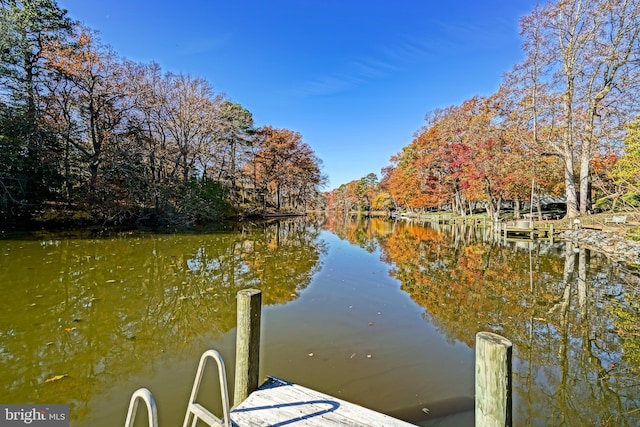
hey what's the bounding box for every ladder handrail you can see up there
[182,349,231,427]
[124,388,158,427]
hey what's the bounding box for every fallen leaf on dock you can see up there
[45,374,67,383]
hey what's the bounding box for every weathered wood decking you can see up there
[230,377,415,426]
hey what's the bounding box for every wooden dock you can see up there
[501,221,558,241]
[126,290,513,427]
[230,376,415,426]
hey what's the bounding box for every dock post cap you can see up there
[238,288,262,296]
[476,331,512,347]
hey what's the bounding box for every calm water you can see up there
[0,216,639,426]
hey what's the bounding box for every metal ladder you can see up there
[124,349,231,427]
[182,349,231,427]
[124,388,157,427]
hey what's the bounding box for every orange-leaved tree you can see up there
[246,126,325,212]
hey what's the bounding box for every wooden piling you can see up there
[233,289,262,407]
[475,332,512,427]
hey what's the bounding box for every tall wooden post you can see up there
[234,289,262,407]
[475,332,512,427]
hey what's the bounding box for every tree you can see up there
[158,73,223,184]
[371,191,394,213]
[1,1,326,224]
[382,148,421,211]
[43,26,133,204]
[610,117,640,202]
[383,126,448,212]
[0,0,72,117]
[382,95,544,220]
[577,0,640,213]
[123,61,177,218]
[356,172,378,211]
[0,0,73,215]
[514,0,640,217]
[248,126,325,212]
[330,181,359,213]
[212,100,254,198]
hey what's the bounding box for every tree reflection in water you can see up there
[328,216,640,426]
[2,216,639,426]
[0,219,325,420]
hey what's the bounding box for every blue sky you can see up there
[58,0,539,190]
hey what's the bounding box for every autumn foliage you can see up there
[0,1,326,225]
[326,96,562,220]
[326,0,640,218]
[245,126,326,212]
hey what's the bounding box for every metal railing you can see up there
[124,349,231,427]
[183,349,231,427]
[124,388,158,427]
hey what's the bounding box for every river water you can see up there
[0,216,638,426]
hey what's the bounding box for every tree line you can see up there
[0,0,326,226]
[325,0,640,221]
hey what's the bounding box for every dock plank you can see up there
[230,377,416,426]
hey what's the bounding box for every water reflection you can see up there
[321,213,396,251]
[331,217,640,426]
[2,216,639,426]
[0,219,325,420]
